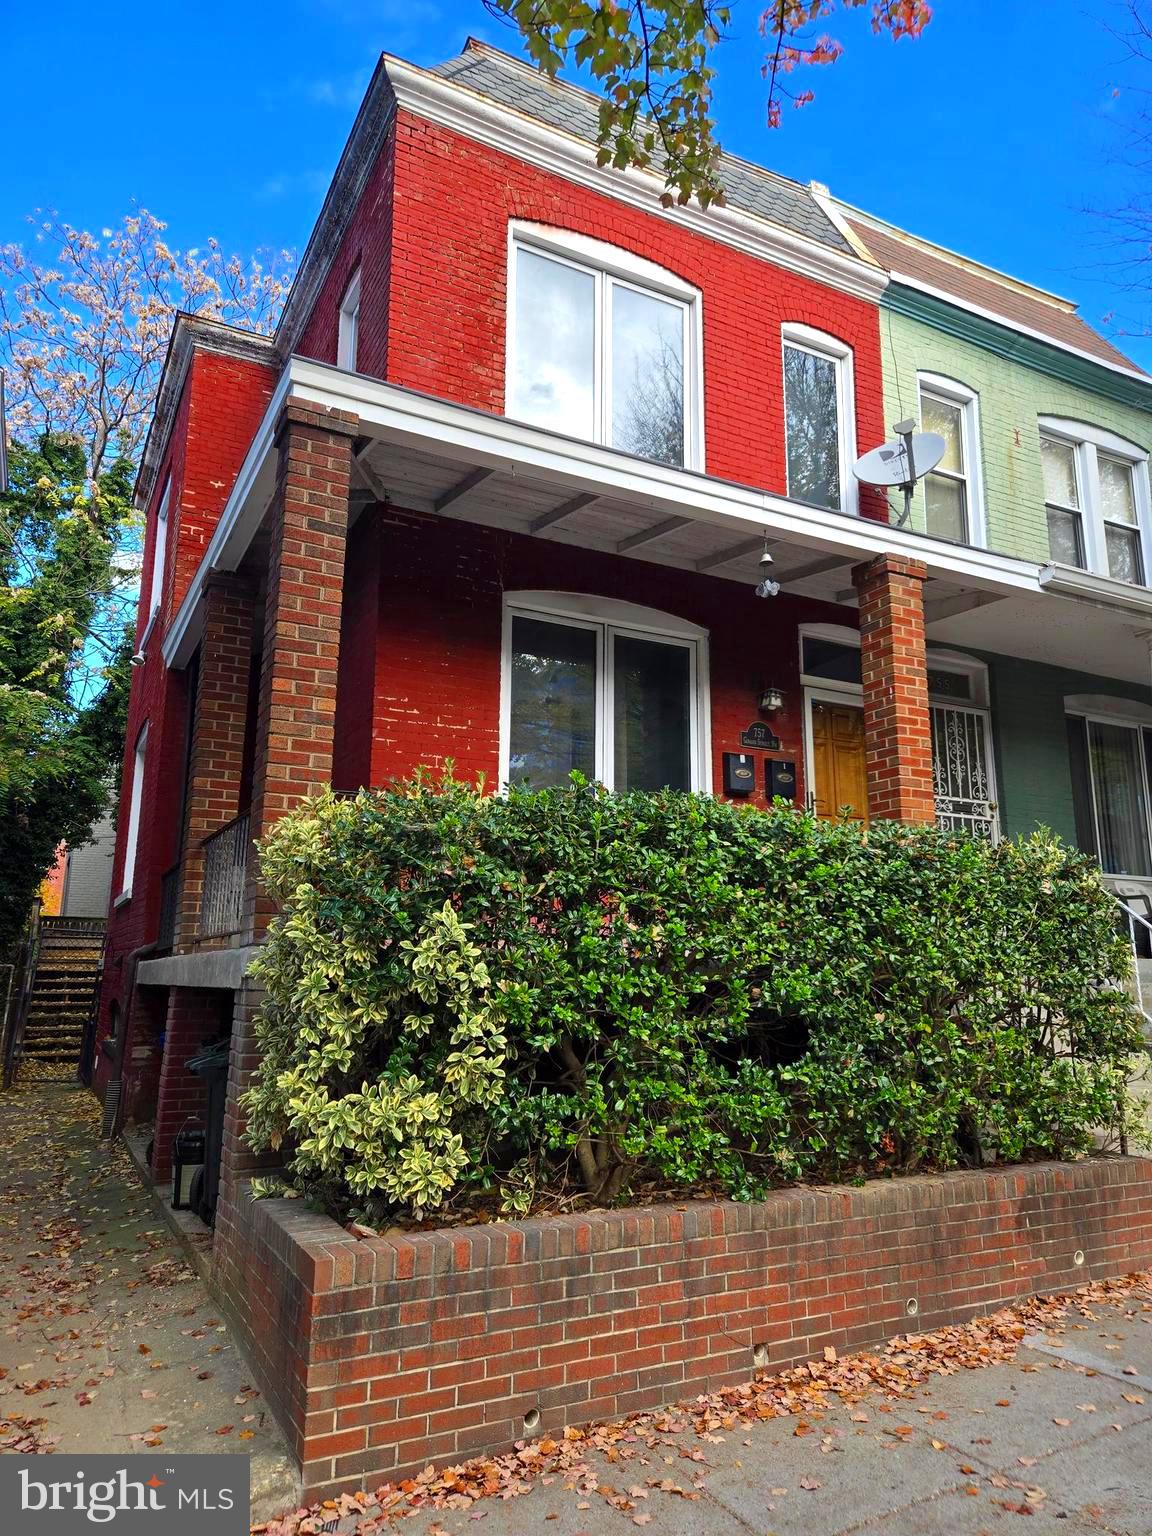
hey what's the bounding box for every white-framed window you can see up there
[1066,703,1152,877]
[917,373,985,546]
[781,324,857,517]
[1040,417,1151,585]
[500,592,710,792]
[337,269,361,371]
[118,724,149,901]
[143,477,170,632]
[506,224,703,470]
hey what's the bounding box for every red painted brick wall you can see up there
[219,1156,1152,1499]
[297,133,396,376]
[342,506,843,809]
[94,347,276,1096]
[383,113,889,519]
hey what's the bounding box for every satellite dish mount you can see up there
[852,421,946,528]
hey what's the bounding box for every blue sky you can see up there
[5,0,1150,365]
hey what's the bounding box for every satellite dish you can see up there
[852,425,946,528]
[853,432,945,488]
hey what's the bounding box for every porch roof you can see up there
[162,357,1152,689]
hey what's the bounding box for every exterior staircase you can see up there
[10,917,104,1078]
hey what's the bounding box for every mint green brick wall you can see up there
[983,650,1152,841]
[878,309,1152,562]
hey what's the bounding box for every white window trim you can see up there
[337,268,362,372]
[1039,416,1151,583]
[118,724,149,902]
[137,477,171,649]
[499,591,711,793]
[1066,704,1152,877]
[781,323,858,519]
[505,222,705,471]
[917,372,986,548]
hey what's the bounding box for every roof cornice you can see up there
[136,316,278,508]
[884,281,1152,412]
[380,56,888,304]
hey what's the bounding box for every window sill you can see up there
[113,891,132,909]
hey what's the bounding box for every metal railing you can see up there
[1116,894,1152,1028]
[157,866,180,951]
[200,811,251,938]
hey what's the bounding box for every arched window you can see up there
[781,324,857,517]
[500,592,711,792]
[506,224,703,470]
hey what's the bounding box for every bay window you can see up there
[502,595,708,793]
[1040,418,1150,584]
[507,227,700,469]
[782,325,856,515]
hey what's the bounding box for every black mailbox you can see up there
[723,752,757,796]
[767,759,798,801]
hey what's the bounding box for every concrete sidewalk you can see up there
[0,1079,297,1518]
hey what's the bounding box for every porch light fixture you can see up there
[759,685,785,714]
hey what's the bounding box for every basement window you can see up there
[506,225,702,470]
[500,593,710,792]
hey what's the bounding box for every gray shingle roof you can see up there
[428,44,853,256]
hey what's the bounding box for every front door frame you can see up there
[798,624,999,831]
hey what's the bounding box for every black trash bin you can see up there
[185,1036,231,1227]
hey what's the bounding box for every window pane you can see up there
[508,617,597,788]
[1100,455,1138,524]
[509,249,595,438]
[1106,524,1144,585]
[1046,506,1085,567]
[784,345,841,510]
[1041,436,1078,507]
[611,284,685,466]
[613,635,690,791]
[802,637,862,686]
[924,472,968,542]
[1088,720,1152,877]
[921,394,964,473]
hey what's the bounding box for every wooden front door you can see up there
[810,698,869,822]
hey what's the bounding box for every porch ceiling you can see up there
[163,357,1152,690]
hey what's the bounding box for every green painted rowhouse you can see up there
[830,200,1152,880]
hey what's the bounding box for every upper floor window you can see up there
[338,269,361,371]
[1040,418,1150,585]
[918,374,984,546]
[145,477,170,626]
[118,724,149,901]
[782,325,856,516]
[501,593,710,793]
[506,226,701,470]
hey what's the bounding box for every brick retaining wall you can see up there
[215,1157,1152,1499]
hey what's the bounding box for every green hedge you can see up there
[242,776,1146,1221]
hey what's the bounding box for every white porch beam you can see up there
[616,516,693,554]
[530,492,599,535]
[695,537,764,573]
[434,466,495,512]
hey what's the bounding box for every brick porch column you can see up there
[176,574,257,949]
[851,554,935,824]
[214,399,357,1277]
[242,397,358,942]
